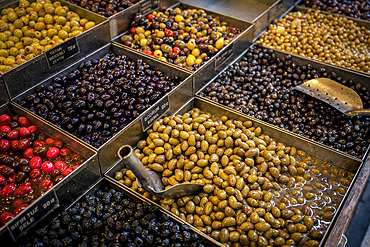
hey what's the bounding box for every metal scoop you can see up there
[293,78,370,117]
[117,145,204,198]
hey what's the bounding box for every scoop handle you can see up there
[117,145,156,193]
[345,109,370,117]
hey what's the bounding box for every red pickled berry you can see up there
[23,148,34,159]
[33,141,46,148]
[29,169,42,179]
[42,161,55,173]
[0,139,10,152]
[2,183,16,196]
[0,114,11,125]
[8,174,16,183]
[14,185,32,197]
[14,204,29,215]
[12,198,24,208]
[19,127,31,137]
[28,125,38,133]
[46,147,60,160]
[130,27,136,35]
[7,130,19,140]
[173,46,181,54]
[198,37,204,43]
[147,13,154,21]
[62,168,73,177]
[39,179,53,191]
[18,139,31,151]
[53,139,63,148]
[55,161,66,171]
[165,29,173,37]
[29,156,42,169]
[45,138,54,145]
[22,181,31,187]
[72,165,80,170]
[60,148,71,156]
[11,140,19,151]
[0,212,14,224]
[18,116,30,127]
[0,126,11,133]
[0,165,6,170]
[143,50,154,56]
[0,174,6,186]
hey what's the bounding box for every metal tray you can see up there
[113,0,255,94]
[12,43,193,173]
[14,177,222,246]
[0,102,99,242]
[0,78,9,108]
[256,5,370,79]
[196,44,370,161]
[105,96,366,247]
[1,0,110,99]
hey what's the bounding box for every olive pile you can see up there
[200,44,370,158]
[121,7,240,71]
[302,0,370,21]
[258,9,370,73]
[65,0,138,17]
[21,186,207,247]
[115,108,353,247]
[0,0,96,74]
[19,53,181,148]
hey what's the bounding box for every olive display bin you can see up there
[105,96,367,247]
[196,44,370,160]
[257,5,370,79]
[1,0,110,99]
[113,0,255,94]
[12,43,194,173]
[0,102,99,243]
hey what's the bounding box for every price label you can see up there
[140,0,161,15]
[7,189,59,240]
[45,37,80,68]
[141,95,169,131]
[215,43,234,70]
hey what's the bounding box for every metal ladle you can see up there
[117,145,204,198]
[293,78,370,117]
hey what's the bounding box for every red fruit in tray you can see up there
[0,139,10,152]
[7,130,19,140]
[62,168,73,177]
[53,139,63,149]
[2,183,16,196]
[0,212,14,224]
[60,148,71,156]
[147,13,154,21]
[23,148,34,159]
[29,169,42,179]
[165,29,173,37]
[142,50,153,56]
[130,27,136,35]
[55,161,66,171]
[12,198,24,208]
[39,179,52,191]
[72,165,80,170]
[0,174,6,186]
[18,139,31,151]
[45,138,54,145]
[14,185,32,197]
[7,174,16,183]
[19,127,31,137]
[10,140,19,151]
[173,46,181,54]
[14,204,29,215]
[42,161,54,173]
[0,114,11,125]
[0,125,11,133]
[28,125,38,133]
[29,156,42,169]
[18,116,30,127]
[46,147,60,160]
[33,141,46,148]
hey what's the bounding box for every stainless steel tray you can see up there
[0,78,9,108]
[196,44,370,161]
[1,0,110,99]
[12,43,194,173]
[0,102,99,242]
[257,5,370,79]
[105,96,366,247]
[113,0,255,94]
